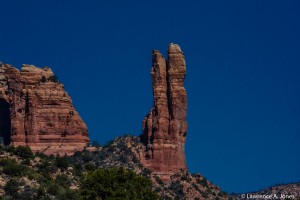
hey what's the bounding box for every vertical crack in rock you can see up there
[141,43,188,180]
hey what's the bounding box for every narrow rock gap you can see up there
[0,98,11,145]
[166,57,172,135]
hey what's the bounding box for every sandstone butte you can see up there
[140,43,188,180]
[0,63,89,155]
[0,43,188,177]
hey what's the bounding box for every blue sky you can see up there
[1,0,299,193]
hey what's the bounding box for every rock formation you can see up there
[0,63,89,155]
[141,43,188,179]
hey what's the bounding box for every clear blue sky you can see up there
[1,0,299,193]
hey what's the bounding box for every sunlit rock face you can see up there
[141,43,188,180]
[0,63,89,155]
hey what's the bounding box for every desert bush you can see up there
[37,160,57,175]
[192,183,200,191]
[48,75,59,83]
[169,181,184,198]
[55,155,69,170]
[2,159,29,176]
[84,162,97,171]
[81,151,93,163]
[55,174,71,187]
[58,189,80,200]
[47,183,61,195]
[4,178,20,198]
[41,76,47,83]
[15,145,34,159]
[92,140,101,147]
[80,167,160,200]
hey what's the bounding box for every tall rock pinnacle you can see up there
[141,43,188,179]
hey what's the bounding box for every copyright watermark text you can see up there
[240,193,296,199]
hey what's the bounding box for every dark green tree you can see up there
[4,178,20,198]
[48,75,59,83]
[41,75,47,83]
[92,140,101,147]
[55,155,69,170]
[2,158,29,177]
[15,145,34,159]
[80,168,160,200]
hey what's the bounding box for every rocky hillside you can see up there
[101,136,228,200]
[1,137,299,199]
[230,183,300,200]
[0,136,228,200]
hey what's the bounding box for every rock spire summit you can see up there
[141,43,188,179]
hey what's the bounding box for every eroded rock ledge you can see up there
[0,63,89,155]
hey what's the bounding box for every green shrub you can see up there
[84,163,97,171]
[142,168,151,177]
[41,76,47,83]
[47,183,66,196]
[35,151,47,159]
[37,173,52,184]
[55,155,69,170]
[6,145,16,153]
[73,163,84,176]
[55,174,71,187]
[192,183,200,191]
[27,171,39,180]
[169,181,184,197]
[197,177,208,187]
[4,178,20,198]
[80,168,160,200]
[92,140,101,147]
[81,151,93,163]
[18,185,38,200]
[37,160,57,175]
[15,145,34,159]
[47,183,60,195]
[132,155,139,163]
[155,177,164,185]
[22,158,31,165]
[2,159,29,177]
[48,75,59,83]
[219,191,227,197]
[58,189,80,200]
[201,191,208,198]
[0,158,15,166]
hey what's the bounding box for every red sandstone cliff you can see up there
[141,43,188,179]
[0,63,89,155]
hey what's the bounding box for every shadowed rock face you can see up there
[0,98,11,145]
[0,63,89,155]
[141,43,188,180]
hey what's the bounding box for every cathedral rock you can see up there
[141,43,188,179]
[0,63,89,155]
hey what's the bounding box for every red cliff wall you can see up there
[0,63,89,155]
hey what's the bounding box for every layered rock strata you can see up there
[0,63,89,155]
[141,43,188,179]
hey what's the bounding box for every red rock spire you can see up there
[141,43,188,179]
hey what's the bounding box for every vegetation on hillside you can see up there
[80,168,160,199]
[0,138,159,200]
[0,136,229,200]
